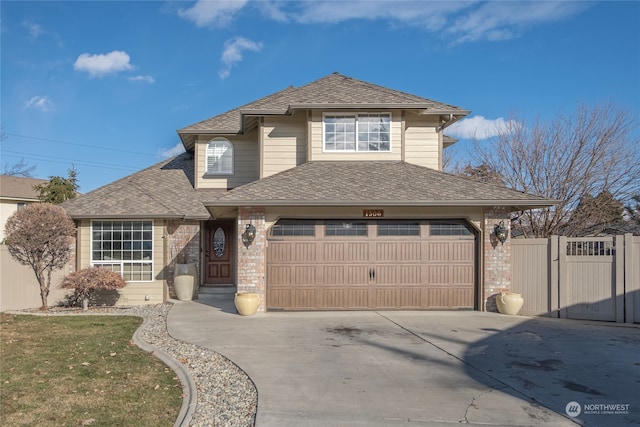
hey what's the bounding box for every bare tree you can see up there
[473,102,640,237]
[3,158,37,177]
[4,203,76,310]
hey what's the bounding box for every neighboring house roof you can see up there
[178,72,470,148]
[62,153,220,220]
[0,175,47,201]
[204,161,555,210]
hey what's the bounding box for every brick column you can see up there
[483,207,511,312]
[237,207,266,312]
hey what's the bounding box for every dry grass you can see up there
[0,313,181,427]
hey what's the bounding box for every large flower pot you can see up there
[234,292,260,316]
[496,292,524,315]
[174,263,196,301]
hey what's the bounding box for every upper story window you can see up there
[206,138,234,175]
[323,113,391,152]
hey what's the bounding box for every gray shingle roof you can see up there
[0,175,48,200]
[205,161,555,209]
[178,73,469,143]
[62,153,221,220]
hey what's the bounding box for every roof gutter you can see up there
[203,199,558,209]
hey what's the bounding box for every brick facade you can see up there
[236,207,266,312]
[483,207,511,312]
[167,220,200,299]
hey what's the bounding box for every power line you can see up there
[4,132,170,157]
[1,151,142,172]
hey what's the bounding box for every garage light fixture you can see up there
[242,223,256,245]
[494,220,508,245]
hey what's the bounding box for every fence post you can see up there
[624,234,636,323]
[549,235,559,318]
[558,236,568,319]
[615,235,625,323]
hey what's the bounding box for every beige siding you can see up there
[404,112,440,170]
[309,110,402,161]
[195,130,259,189]
[262,112,307,178]
[77,219,166,306]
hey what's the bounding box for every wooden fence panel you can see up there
[511,238,550,316]
[512,234,638,324]
[0,246,71,311]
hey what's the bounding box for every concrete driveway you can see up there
[167,295,639,427]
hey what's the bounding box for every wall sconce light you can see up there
[493,220,508,245]
[242,223,256,245]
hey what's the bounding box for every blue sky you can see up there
[2,1,639,192]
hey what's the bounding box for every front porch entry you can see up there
[204,220,236,286]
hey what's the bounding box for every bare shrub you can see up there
[60,267,127,308]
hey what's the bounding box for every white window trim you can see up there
[322,112,392,153]
[90,220,154,283]
[205,137,234,176]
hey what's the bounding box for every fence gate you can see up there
[560,237,617,321]
[512,234,638,323]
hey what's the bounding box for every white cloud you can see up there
[159,142,186,158]
[219,36,263,79]
[23,96,53,112]
[128,75,156,83]
[178,0,249,27]
[22,21,44,39]
[181,1,588,45]
[445,1,589,44]
[447,115,518,140]
[73,50,134,78]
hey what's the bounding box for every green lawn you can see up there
[0,313,182,427]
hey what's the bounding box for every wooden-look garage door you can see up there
[266,220,476,310]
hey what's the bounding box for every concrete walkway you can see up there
[167,294,639,427]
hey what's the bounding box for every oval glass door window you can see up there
[213,227,225,257]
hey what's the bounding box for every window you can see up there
[91,220,153,281]
[206,138,233,175]
[271,220,315,237]
[17,202,27,210]
[324,113,390,152]
[430,222,474,236]
[378,222,420,236]
[325,221,367,236]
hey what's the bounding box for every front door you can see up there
[205,221,235,285]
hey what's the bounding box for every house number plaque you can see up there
[363,209,384,218]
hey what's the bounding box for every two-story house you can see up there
[63,73,552,312]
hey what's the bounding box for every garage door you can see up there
[266,220,476,310]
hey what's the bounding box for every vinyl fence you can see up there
[0,246,72,311]
[512,234,640,323]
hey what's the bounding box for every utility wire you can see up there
[4,132,168,158]
[1,151,142,171]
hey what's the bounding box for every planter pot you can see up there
[234,293,260,316]
[496,292,524,315]
[174,263,196,301]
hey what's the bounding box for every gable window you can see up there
[91,220,153,282]
[324,113,390,152]
[206,138,234,175]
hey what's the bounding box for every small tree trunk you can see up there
[82,298,89,311]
